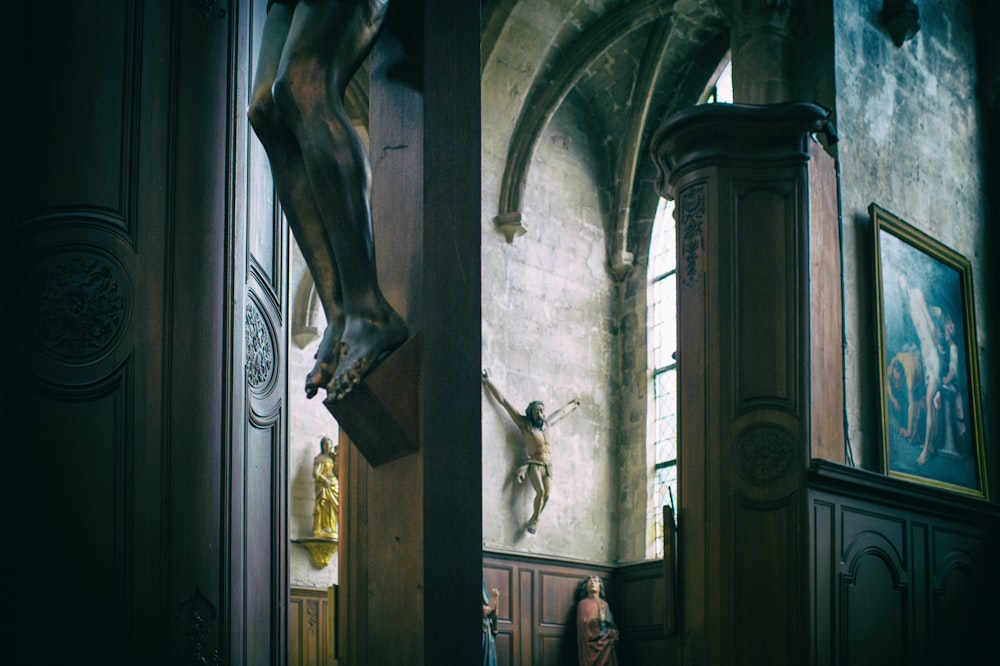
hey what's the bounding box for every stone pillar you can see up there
[651,102,838,665]
[718,0,796,104]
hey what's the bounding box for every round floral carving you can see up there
[736,426,795,485]
[245,300,275,391]
[22,250,129,362]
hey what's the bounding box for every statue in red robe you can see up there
[577,576,619,666]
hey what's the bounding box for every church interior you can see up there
[9,1,1000,665]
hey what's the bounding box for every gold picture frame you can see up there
[871,203,987,498]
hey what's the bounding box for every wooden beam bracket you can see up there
[324,334,421,467]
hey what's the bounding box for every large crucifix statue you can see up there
[247,0,409,403]
[247,3,483,661]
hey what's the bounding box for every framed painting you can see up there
[871,204,987,498]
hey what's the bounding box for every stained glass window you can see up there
[647,57,731,558]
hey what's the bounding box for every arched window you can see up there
[646,197,679,558]
[647,57,732,558]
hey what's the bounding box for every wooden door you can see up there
[9,2,287,663]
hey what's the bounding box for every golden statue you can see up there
[312,436,339,540]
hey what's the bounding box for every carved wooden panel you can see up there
[18,1,136,224]
[245,422,282,661]
[809,462,999,666]
[290,587,333,666]
[235,2,289,664]
[11,1,156,662]
[483,553,678,666]
[806,141,846,463]
[485,564,516,666]
[613,560,676,665]
[13,371,130,654]
[842,537,908,663]
[732,177,800,413]
[652,103,829,666]
[13,1,289,663]
[615,562,667,633]
[733,493,801,663]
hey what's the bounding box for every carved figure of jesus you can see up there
[482,370,580,534]
[248,0,408,402]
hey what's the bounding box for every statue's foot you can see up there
[916,446,933,465]
[305,324,343,399]
[325,309,409,400]
[526,519,539,535]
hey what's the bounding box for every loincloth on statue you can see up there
[519,458,552,478]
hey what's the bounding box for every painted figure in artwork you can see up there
[886,344,924,443]
[481,370,580,534]
[896,274,942,465]
[248,0,408,402]
[577,575,619,666]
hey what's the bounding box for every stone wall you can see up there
[288,240,340,590]
[482,90,618,561]
[834,0,990,469]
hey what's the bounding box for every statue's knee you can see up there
[270,74,298,123]
[247,87,278,135]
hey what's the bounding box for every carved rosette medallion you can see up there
[736,425,795,485]
[245,299,276,393]
[679,183,706,286]
[22,249,129,363]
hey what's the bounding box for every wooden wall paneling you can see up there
[537,568,583,666]
[613,560,676,665]
[484,563,516,666]
[484,552,615,666]
[482,553,679,666]
[838,499,909,666]
[928,525,992,664]
[731,177,799,412]
[840,527,908,664]
[519,568,534,664]
[810,499,836,666]
[166,0,239,661]
[235,1,289,664]
[339,431,368,666]
[289,587,332,666]
[11,1,170,662]
[806,140,846,464]
[808,462,1000,666]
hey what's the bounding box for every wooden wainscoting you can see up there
[809,461,1000,666]
[290,586,336,666]
[613,559,678,664]
[484,551,676,666]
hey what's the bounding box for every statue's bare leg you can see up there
[273,0,408,402]
[248,3,345,398]
[526,467,547,534]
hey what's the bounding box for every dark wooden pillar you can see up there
[339,2,483,664]
[652,102,840,665]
